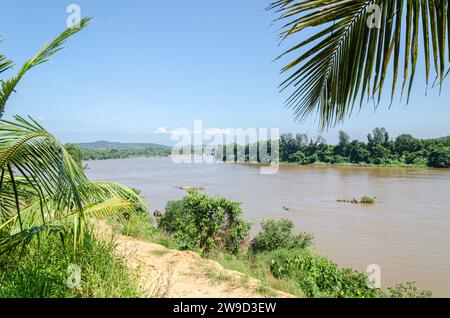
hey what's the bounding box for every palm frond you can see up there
[268,0,449,129]
[0,17,91,117]
[0,116,145,252]
[0,37,14,75]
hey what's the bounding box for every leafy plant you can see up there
[250,219,313,252]
[0,18,91,117]
[360,196,376,204]
[268,1,449,129]
[388,282,432,298]
[0,230,143,298]
[158,191,251,254]
[270,249,380,298]
[0,18,146,254]
[0,116,146,254]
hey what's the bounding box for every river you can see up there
[85,157,450,297]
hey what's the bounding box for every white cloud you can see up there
[154,127,168,134]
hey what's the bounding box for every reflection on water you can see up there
[86,157,450,297]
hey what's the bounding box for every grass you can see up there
[110,214,302,297]
[108,213,432,299]
[0,230,143,298]
[210,251,305,297]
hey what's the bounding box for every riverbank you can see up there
[238,161,432,170]
[85,157,450,296]
[97,220,294,298]
[83,154,436,170]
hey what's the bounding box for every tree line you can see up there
[279,128,450,168]
[217,128,450,169]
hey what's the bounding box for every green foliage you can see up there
[81,148,170,160]
[0,116,146,254]
[212,250,305,297]
[77,141,171,160]
[428,146,450,168]
[388,282,432,298]
[0,231,143,298]
[360,196,376,204]
[250,219,313,253]
[275,128,450,168]
[270,249,380,298]
[158,191,251,255]
[0,18,91,117]
[268,1,450,129]
[64,143,85,169]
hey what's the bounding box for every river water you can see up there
[85,157,450,296]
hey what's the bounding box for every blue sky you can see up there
[1,0,449,145]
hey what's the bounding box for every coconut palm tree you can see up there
[268,0,449,129]
[0,116,146,254]
[0,17,91,117]
[0,18,146,254]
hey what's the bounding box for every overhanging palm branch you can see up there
[0,116,146,254]
[268,0,449,129]
[0,37,13,75]
[0,17,91,117]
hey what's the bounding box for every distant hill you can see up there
[75,141,170,151]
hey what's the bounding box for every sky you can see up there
[1,0,449,145]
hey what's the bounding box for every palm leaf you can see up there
[0,116,145,252]
[0,37,13,75]
[0,17,91,117]
[268,0,449,129]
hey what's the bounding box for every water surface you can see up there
[86,157,450,296]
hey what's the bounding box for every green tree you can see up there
[64,143,84,169]
[335,131,351,157]
[159,191,251,254]
[0,117,145,254]
[268,1,449,128]
[428,146,450,168]
[395,134,421,156]
[0,19,146,254]
[349,141,370,163]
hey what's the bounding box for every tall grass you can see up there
[0,230,143,298]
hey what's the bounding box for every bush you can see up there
[158,191,251,255]
[360,196,376,204]
[250,219,313,253]
[269,249,379,298]
[428,146,450,168]
[388,282,432,298]
[0,231,143,298]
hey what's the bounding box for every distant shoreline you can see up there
[83,155,445,170]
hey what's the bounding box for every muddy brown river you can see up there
[86,157,450,297]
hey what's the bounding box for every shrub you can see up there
[269,249,379,298]
[360,196,376,204]
[158,191,251,255]
[250,219,313,253]
[0,231,143,298]
[428,146,450,168]
[388,282,432,298]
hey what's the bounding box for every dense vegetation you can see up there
[0,21,144,298]
[76,141,171,160]
[0,231,143,298]
[218,128,450,168]
[278,129,450,168]
[112,191,432,298]
[73,130,450,169]
[158,191,251,255]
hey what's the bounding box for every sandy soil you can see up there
[95,221,293,298]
